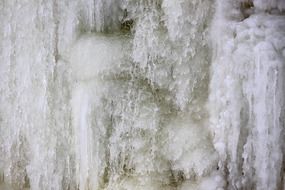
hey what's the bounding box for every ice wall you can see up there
[0,0,284,190]
[210,0,285,189]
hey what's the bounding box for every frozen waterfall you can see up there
[0,0,284,189]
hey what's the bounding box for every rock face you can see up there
[0,0,284,190]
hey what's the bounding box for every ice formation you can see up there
[0,0,284,190]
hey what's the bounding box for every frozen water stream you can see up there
[0,0,285,189]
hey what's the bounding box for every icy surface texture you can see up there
[210,0,285,189]
[0,0,284,190]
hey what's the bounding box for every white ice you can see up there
[0,0,284,189]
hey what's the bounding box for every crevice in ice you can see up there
[241,0,254,19]
[120,9,134,33]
